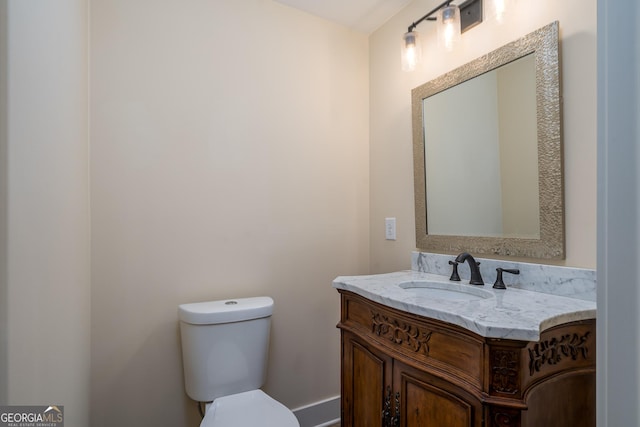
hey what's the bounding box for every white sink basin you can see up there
[399,280,493,302]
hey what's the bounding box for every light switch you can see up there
[385,218,397,240]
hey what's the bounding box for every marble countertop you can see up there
[333,270,596,341]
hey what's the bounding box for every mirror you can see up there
[412,21,564,259]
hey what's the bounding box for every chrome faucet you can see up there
[454,252,484,285]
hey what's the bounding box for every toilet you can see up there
[178,296,300,427]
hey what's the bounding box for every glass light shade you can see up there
[493,0,507,22]
[488,0,509,23]
[437,4,461,51]
[401,31,422,72]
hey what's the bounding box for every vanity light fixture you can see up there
[401,0,483,72]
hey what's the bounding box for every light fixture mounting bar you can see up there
[407,0,483,33]
[407,0,453,33]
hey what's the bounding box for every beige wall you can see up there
[370,0,597,271]
[1,0,91,425]
[89,0,369,425]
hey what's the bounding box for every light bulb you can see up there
[438,5,461,52]
[492,0,507,23]
[401,31,421,72]
[489,0,515,24]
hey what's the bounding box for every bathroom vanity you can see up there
[334,257,596,427]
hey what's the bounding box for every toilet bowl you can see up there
[178,297,300,427]
[201,390,299,427]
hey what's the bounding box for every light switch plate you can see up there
[385,218,397,240]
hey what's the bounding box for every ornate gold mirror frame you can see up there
[412,21,564,259]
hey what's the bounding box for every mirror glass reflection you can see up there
[423,54,540,239]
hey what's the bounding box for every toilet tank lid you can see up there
[178,297,274,325]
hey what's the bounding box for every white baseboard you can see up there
[292,395,340,427]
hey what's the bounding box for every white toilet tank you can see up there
[178,297,274,402]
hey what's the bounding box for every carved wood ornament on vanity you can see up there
[338,291,595,427]
[372,311,433,355]
[491,350,520,394]
[528,331,591,375]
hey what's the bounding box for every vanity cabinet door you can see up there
[394,361,482,427]
[341,329,482,427]
[341,331,393,427]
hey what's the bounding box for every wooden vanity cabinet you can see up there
[337,290,595,427]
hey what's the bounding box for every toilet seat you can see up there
[201,389,299,427]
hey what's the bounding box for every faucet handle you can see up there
[493,268,520,289]
[448,260,461,281]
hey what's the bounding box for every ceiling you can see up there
[273,0,412,34]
